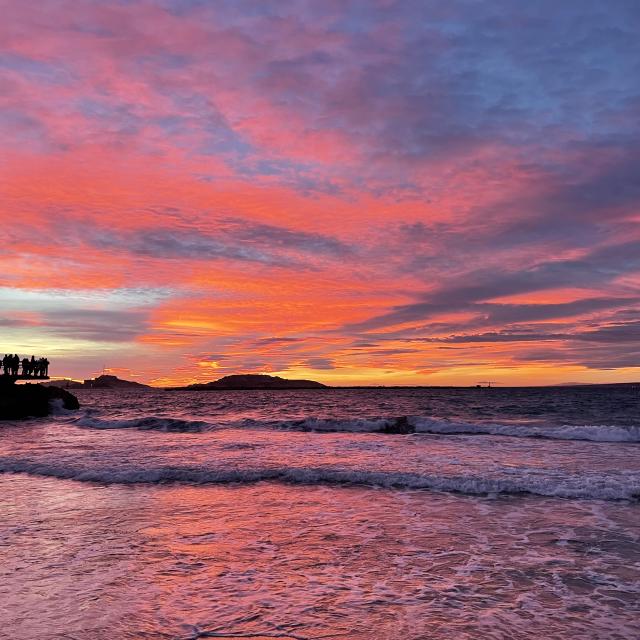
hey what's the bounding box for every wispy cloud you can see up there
[2,0,639,384]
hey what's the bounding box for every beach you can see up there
[1,387,639,639]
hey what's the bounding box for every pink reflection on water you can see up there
[2,475,639,639]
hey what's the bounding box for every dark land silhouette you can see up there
[43,373,325,391]
[0,355,79,420]
[83,375,150,389]
[176,374,328,390]
[0,383,79,420]
[41,375,151,389]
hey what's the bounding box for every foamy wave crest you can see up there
[49,398,77,416]
[73,413,640,442]
[74,415,216,433]
[249,416,640,441]
[1,458,639,501]
[411,418,640,442]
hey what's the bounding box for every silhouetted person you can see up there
[42,358,50,377]
[1,354,8,375]
[21,357,30,376]
[12,354,19,376]
[30,356,36,377]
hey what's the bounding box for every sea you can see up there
[1,386,639,640]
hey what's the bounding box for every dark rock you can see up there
[41,375,151,389]
[46,385,81,410]
[0,382,80,420]
[40,379,85,389]
[382,416,415,434]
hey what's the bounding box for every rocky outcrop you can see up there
[0,382,80,420]
[381,416,415,434]
[180,374,328,390]
[40,379,85,389]
[80,375,150,389]
[41,375,151,389]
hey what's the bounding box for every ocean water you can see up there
[1,387,639,639]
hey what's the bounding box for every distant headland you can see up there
[43,373,327,390]
[172,374,328,390]
[42,375,151,390]
[43,373,640,391]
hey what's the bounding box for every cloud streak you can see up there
[1,0,639,384]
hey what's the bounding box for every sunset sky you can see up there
[2,0,639,386]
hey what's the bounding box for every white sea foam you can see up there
[410,417,640,442]
[271,416,640,442]
[49,398,76,415]
[73,413,640,442]
[1,457,638,501]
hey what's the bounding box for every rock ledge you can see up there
[0,381,80,420]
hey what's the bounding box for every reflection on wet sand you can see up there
[2,475,639,639]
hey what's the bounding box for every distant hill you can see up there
[41,379,85,389]
[178,374,328,390]
[83,375,151,389]
[43,375,150,389]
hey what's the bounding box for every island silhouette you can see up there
[42,375,152,390]
[175,374,328,390]
[42,373,327,390]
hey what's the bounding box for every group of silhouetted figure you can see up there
[1,354,49,378]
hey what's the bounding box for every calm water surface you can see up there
[1,387,639,639]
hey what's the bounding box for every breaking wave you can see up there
[260,417,407,433]
[1,457,638,501]
[272,417,640,441]
[73,414,640,442]
[410,417,640,443]
[74,415,215,432]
